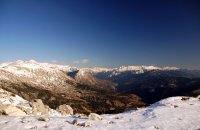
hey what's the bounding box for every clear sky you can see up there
[0,0,200,68]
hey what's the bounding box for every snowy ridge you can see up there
[0,60,179,77]
[110,66,179,76]
[0,60,77,88]
[0,60,180,84]
[88,66,179,72]
[115,65,179,72]
[0,60,181,86]
[0,60,77,75]
[0,60,180,83]
[86,67,112,73]
[83,65,179,77]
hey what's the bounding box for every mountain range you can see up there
[0,60,200,114]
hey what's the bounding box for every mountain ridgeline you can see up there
[0,60,200,114]
[68,66,200,104]
[93,69,200,104]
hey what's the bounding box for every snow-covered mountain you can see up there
[0,60,179,79]
[0,60,180,92]
[0,60,77,87]
[81,65,179,77]
[0,60,145,114]
[0,60,77,76]
[0,60,117,92]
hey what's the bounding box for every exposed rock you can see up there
[31,99,49,115]
[44,105,51,112]
[173,105,178,108]
[197,95,200,99]
[79,121,92,127]
[37,117,50,122]
[0,105,26,116]
[43,124,48,128]
[29,126,37,129]
[71,119,91,127]
[16,105,32,115]
[72,119,78,126]
[77,113,88,118]
[56,104,73,115]
[181,97,190,101]
[88,113,103,120]
[114,116,123,119]
[108,121,115,124]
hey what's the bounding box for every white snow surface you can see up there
[0,96,199,130]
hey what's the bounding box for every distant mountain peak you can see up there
[0,60,77,79]
[117,65,179,71]
[81,65,179,76]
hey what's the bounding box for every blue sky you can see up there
[0,0,200,68]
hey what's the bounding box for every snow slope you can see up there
[0,60,77,77]
[0,96,199,130]
[0,60,78,89]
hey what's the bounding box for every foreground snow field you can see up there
[0,96,199,130]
